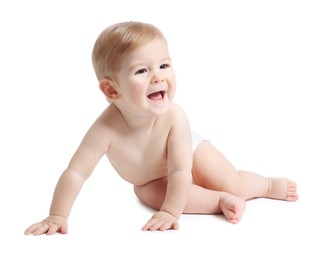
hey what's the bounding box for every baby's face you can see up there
[112,38,177,117]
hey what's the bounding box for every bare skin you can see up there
[24,28,298,236]
[134,141,298,229]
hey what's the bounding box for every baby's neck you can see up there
[113,104,160,131]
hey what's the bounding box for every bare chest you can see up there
[106,135,168,185]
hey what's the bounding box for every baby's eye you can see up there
[135,68,147,75]
[160,64,170,69]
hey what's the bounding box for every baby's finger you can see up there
[32,223,51,236]
[159,220,179,231]
[149,221,165,231]
[46,223,59,235]
[24,223,43,235]
[146,219,170,231]
[142,219,158,231]
[59,223,68,234]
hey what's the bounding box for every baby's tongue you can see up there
[148,92,162,100]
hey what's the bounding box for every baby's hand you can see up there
[142,211,179,231]
[24,215,68,235]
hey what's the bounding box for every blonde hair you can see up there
[92,21,166,81]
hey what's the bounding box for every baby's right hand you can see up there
[24,215,68,235]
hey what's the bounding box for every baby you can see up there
[25,21,298,235]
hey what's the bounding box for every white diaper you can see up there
[191,131,207,151]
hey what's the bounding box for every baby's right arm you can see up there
[24,115,111,235]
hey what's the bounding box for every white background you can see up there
[1,0,322,259]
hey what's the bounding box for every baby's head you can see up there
[92,21,166,81]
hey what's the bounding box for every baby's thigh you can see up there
[133,177,168,210]
[192,141,238,189]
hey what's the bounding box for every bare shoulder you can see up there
[169,102,187,114]
[66,105,119,175]
[91,104,123,130]
[166,103,191,146]
[167,103,189,119]
[167,103,190,127]
[166,104,192,169]
[81,105,118,148]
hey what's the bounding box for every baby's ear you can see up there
[99,79,121,101]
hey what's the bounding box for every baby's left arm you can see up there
[143,106,193,231]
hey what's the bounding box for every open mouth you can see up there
[147,91,166,101]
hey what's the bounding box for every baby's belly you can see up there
[107,156,168,186]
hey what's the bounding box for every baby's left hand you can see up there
[142,211,179,231]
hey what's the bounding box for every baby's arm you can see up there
[142,106,193,231]
[24,169,85,235]
[24,117,110,235]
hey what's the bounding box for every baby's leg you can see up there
[192,141,298,201]
[186,184,246,224]
[134,177,246,224]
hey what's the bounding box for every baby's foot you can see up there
[265,178,298,201]
[219,192,246,224]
